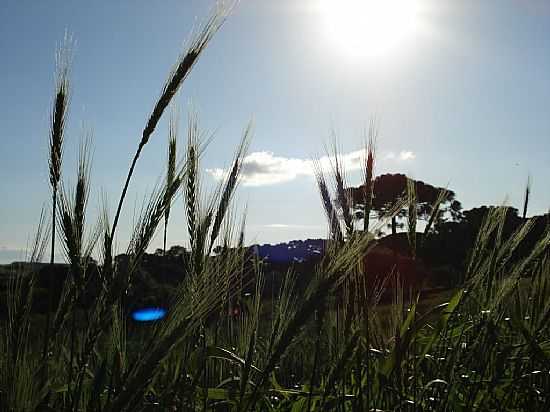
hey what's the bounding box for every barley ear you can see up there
[406,177,417,258]
[330,140,354,238]
[422,187,449,250]
[313,158,343,244]
[45,32,73,361]
[109,3,231,245]
[522,174,532,219]
[48,32,73,190]
[164,109,178,254]
[209,122,252,253]
[185,112,200,252]
[362,120,377,233]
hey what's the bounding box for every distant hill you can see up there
[250,238,325,263]
[0,249,26,265]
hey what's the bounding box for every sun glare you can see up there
[321,0,420,58]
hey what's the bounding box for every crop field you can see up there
[1,3,549,412]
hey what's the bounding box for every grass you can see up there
[1,3,550,411]
[163,108,179,256]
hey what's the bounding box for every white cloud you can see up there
[207,148,415,187]
[384,151,416,161]
[207,151,309,186]
[399,151,416,160]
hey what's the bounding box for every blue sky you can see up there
[1,0,549,262]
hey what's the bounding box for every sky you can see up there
[1,0,549,263]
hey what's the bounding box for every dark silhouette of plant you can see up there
[349,173,462,235]
[107,5,231,268]
[313,123,379,242]
[44,34,72,360]
[426,205,549,274]
[362,124,376,233]
[163,111,178,255]
[522,174,531,219]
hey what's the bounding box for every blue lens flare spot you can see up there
[132,307,167,322]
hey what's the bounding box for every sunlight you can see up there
[320,0,420,58]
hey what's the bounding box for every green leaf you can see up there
[418,289,464,364]
[206,346,261,373]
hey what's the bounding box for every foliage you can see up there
[424,206,549,276]
[349,173,462,235]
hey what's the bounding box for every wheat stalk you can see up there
[209,122,252,253]
[185,112,200,254]
[163,109,178,254]
[422,187,449,247]
[57,134,94,287]
[330,140,354,238]
[522,174,532,219]
[313,158,343,243]
[48,33,72,192]
[45,32,73,360]
[109,4,231,249]
[362,120,377,233]
[406,177,417,258]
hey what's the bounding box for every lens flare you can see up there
[132,307,167,322]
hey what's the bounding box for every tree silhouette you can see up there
[425,206,549,278]
[348,173,462,235]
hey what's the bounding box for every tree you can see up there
[167,245,187,257]
[426,206,548,274]
[348,173,462,235]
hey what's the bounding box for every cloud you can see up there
[207,152,306,186]
[207,151,313,187]
[384,151,415,161]
[207,148,415,187]
[399,151,416,160]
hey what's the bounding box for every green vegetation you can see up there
[1,5,549,411]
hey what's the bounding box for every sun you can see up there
[320,0,420,59]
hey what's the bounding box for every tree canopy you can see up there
[348,173,462,234]
[423,206,549,276]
